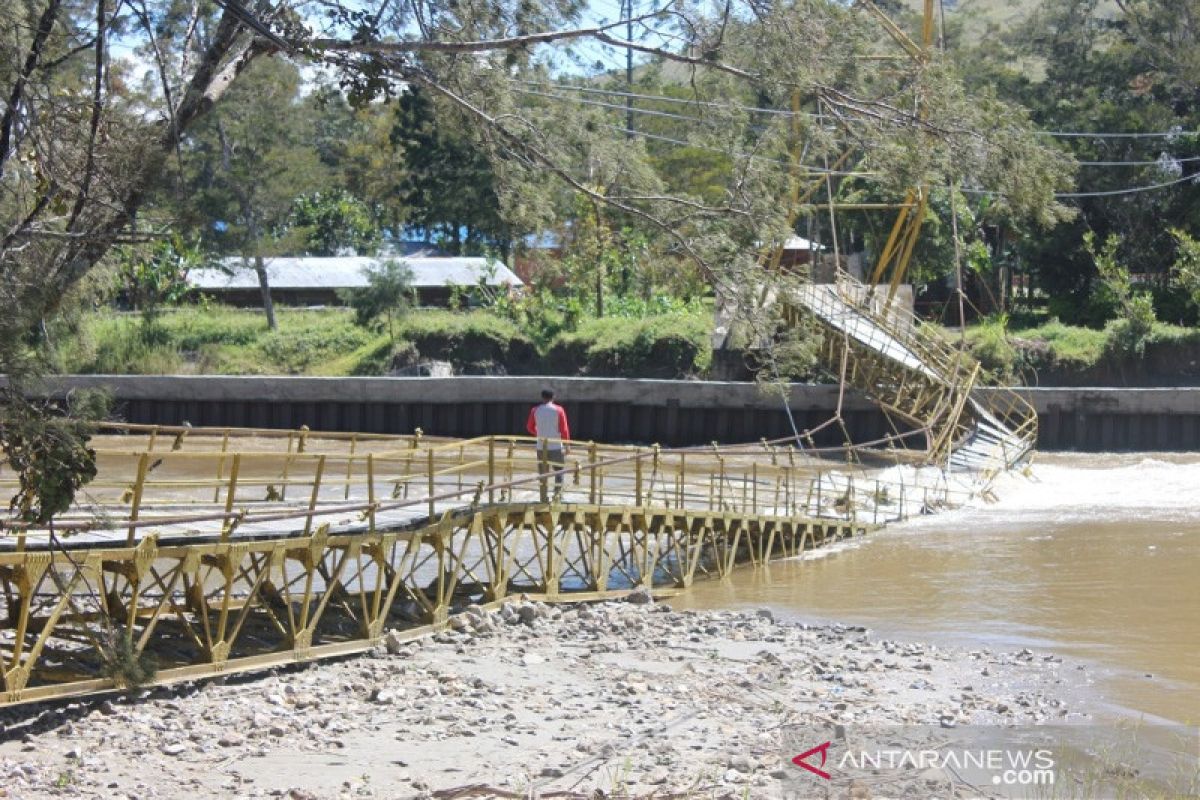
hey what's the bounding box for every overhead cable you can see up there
[963,171,1198,199]
[519,81,1200,141]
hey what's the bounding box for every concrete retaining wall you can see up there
[21,376,1200,451]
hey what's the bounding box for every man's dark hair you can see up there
[541,388,555,401]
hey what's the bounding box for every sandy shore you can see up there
[0,596,1094,800]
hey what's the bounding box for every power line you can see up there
[964,171,1198,199]
[1077,155,1200,166]
[515,80,817,118]
[533,88,1197,196]
[1038,129,1198,139]
[515,86,863,174]
[614,118,1198,198]
[601,123,874,177]
[514,86,777,129]
[1055,172,1199,197]
[521,81,1200,140]
[518,83,1198,197]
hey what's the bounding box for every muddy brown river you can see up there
[676,452,1200,726]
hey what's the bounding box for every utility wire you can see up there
[519,80,1200,141]
[514,86,768,128]
[525,83,1200,196]
[1038,129,1199,139]
[515,86,868,175]
[523,86,1195,195]
[611,116,1195,198]
[1076,155,1200,166]
[514,80,819,118]
[600,123,873,177]
[963,171,1198,199]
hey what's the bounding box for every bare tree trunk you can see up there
[251,254,277,330]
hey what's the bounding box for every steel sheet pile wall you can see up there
[19,377,1200,451]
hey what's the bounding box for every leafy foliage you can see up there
[547,313,712,378]
[966,315,1019,380]
[343,260,414,343]
[1,391,108,524]
[392,88,513,254]
[289,190,380,256]
[1171,229,1200,312]
[100,627,158,689]
[113,238,203,315]
[1084,232,1157,356]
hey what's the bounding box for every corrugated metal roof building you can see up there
[188,255,523,307]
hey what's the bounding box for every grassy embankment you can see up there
[57,305,1200,383]
[962,315,1200,381]
[55,306,714,379]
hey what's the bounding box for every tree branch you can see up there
[0,0,64,179]
[405,67,743,294]
[592,32,757,81]
[65,0,108,233]
[309,9,668,54]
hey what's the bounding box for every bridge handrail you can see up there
[1,428,971,541]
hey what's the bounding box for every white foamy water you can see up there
[679,453,1200,725]
[897,453,1200,530]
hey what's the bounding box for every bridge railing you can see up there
[1,426,974,549]
[809,270,1038,468]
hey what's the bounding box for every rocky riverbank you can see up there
[0,597,1094,800]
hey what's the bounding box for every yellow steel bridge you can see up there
[0,273,1036,707]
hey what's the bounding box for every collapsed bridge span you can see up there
[0,282,1037,706]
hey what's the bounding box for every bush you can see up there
[258,324,371,374]
[966,315,1018,378]
[1104,293,1156,358]
[70,317,182,374]
[488,288,583,350]
[164,307,265,349]
[1151,283,1199,326]
[1086,231,1156,357]
[396,311,537,373]
[546,313,711,378]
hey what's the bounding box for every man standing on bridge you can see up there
[526,388,571,502]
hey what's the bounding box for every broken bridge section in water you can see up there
[0,279,1035,706]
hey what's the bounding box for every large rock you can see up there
[625,587,654,605]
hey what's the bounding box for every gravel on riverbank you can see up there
[0,596,1093,800]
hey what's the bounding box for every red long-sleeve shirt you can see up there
[526,402,570,449]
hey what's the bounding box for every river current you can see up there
[675,453,1200,726]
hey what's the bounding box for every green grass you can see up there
[1012,320,1110,366]
[61,307,375,375]
[546,312,712,378]
[56,305,711,379]
[395,310,537,372]
[959,316,1200,378]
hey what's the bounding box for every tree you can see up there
[344,260,414,343]
[289,189,380,255]
[1,0,1075,522]
[112,236,203,336]
[392,88,513,255]
[949,0,1200,318]
[186,57,327,329]
[1084,231,1156,355]
[333,99,412,236]
[1170,229,1200,310]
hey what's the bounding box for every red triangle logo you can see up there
[792,741,832,780]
